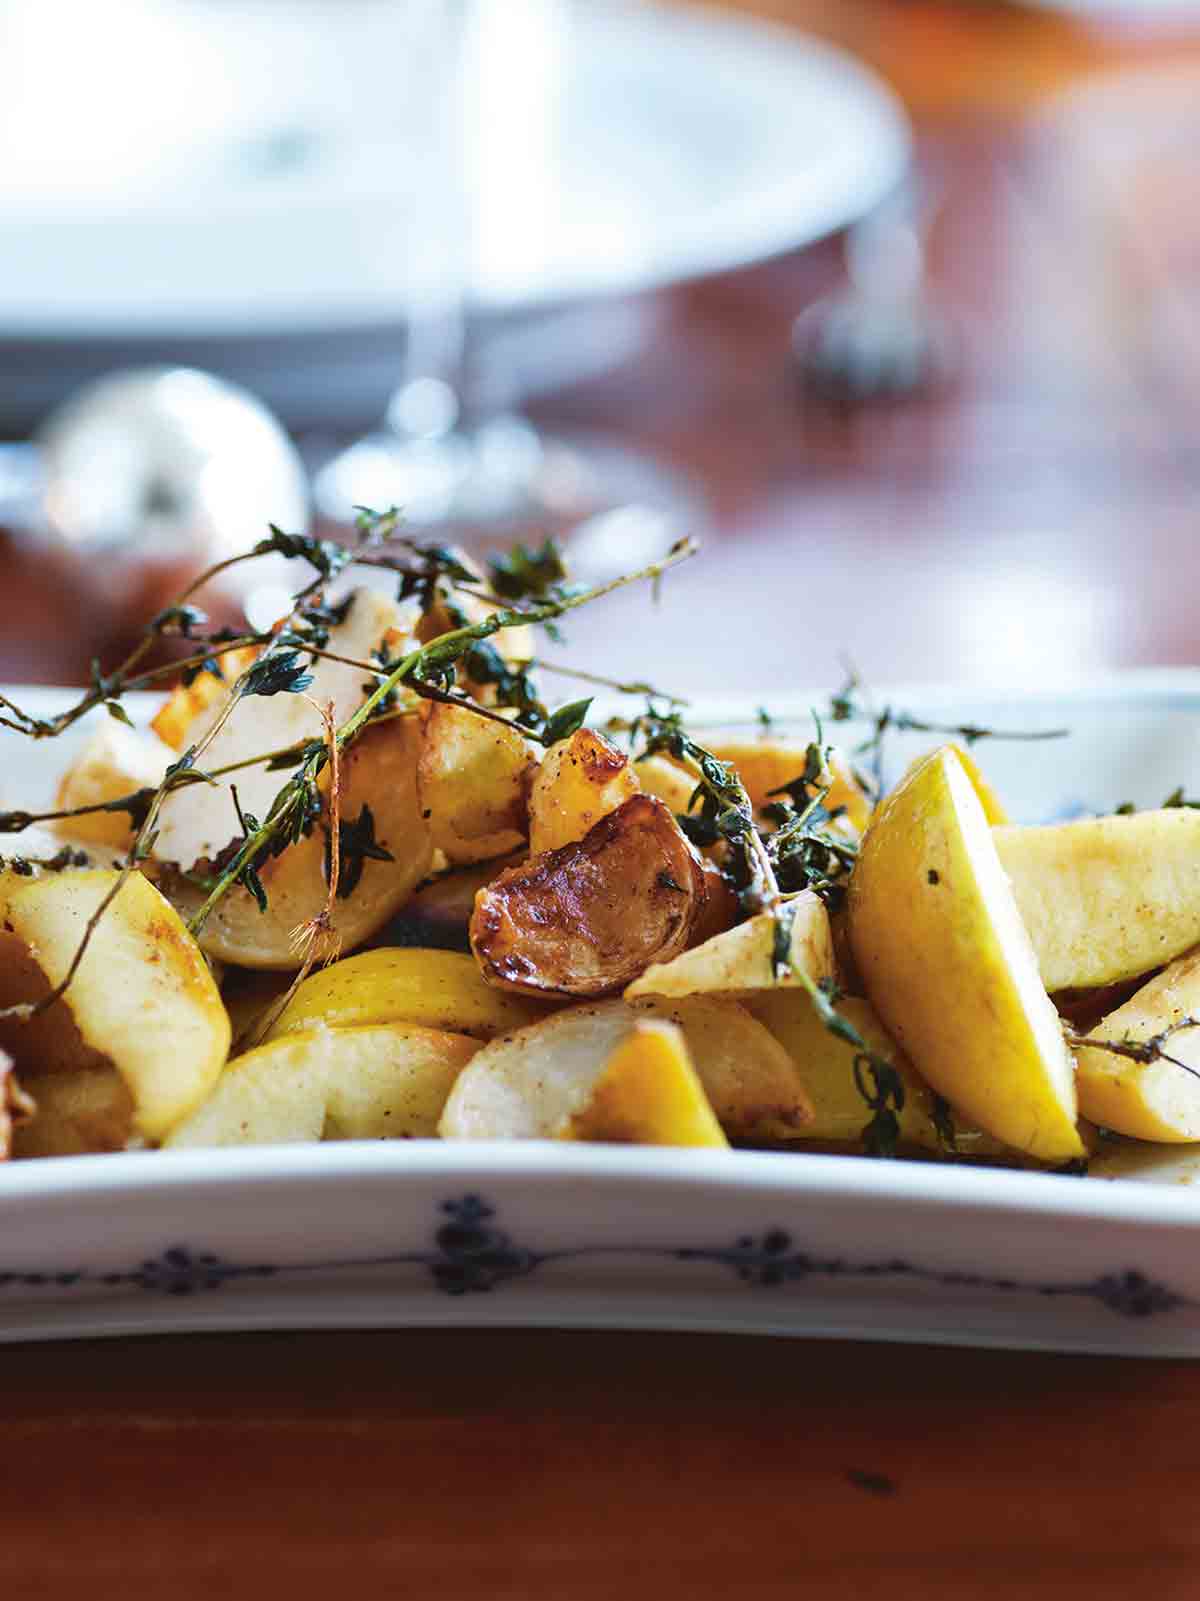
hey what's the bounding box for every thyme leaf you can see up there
[241,651,315,699]
[542,697,593,745]
[488,537,572,604]
[325,803,395,899]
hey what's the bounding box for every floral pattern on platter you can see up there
[0,1195,1188,1317]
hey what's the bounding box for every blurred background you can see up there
[3,0,1200,699]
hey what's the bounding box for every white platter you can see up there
[3,675,1200,1353]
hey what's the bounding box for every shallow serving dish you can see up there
[4,675,1200,1354]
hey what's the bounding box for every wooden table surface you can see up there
[6,4,1200,1597]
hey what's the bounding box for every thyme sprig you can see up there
[788,963,907,1158]
[184,539,698,938]
[1064,1016,1200,1084]
[829,670,1069,799]
[630,705,778,917]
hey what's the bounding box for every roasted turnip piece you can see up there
[470,794,706,998]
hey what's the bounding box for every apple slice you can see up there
[0,868,230,1142]
[847,746,1083,1162]
[994,809,1200,992]
[624,893,833,1001]
[745,990,1009,1157]
[439,996,811,1142]
[261,947,553,1045]
[166,1022,480,1148]
[564,1020,728,1148]
[1073,945,1200,1141]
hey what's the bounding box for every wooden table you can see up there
[6,5,1200,1597]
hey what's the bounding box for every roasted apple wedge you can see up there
[1072,945,1200,1141]
[470,794,706,998]
[439,996,811,1142]
[166,1022,480,1148]
[262,947,553,1044]
[0,868,229,1144]
[994,808,1200,992]
[625,892,833,1000]
[563,1019,728,1148]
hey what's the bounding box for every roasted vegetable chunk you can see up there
[471,794,706,998]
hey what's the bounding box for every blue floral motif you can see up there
[0,1198,1190,1320]
[428,1196,542,1296]
[1086,1270,1185,1319]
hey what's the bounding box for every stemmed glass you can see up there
[313,0,698,573]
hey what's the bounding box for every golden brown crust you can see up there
[0,1049,34,1160]
[470,794,707,998]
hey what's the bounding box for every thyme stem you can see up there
[185,539,697,936]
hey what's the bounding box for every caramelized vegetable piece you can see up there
[11,1064,134,1158]
[527,728,640,856]
[0,869,230,1143]
[471,794,706,998]
[625,893,833,1000]
[708,740,872,831]
[0,1050,33,1160]
[151,646,258,750]
[564,1020,728,1147]
[417,701,536,866]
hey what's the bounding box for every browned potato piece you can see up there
[417,701,536,865]
[709,739,871,831]
[471,794,706,998]
[527,728,640,856]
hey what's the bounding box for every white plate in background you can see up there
[3,677,1200,1352]
[0,1,909,429]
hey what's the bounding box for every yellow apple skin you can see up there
[624,893,833,1001]
[167,1023,480,1148]
[847,746,1083,1163]
[261,947,553,1044]
[0,869,230,1143]
[951,744,1009,825]
[994,810,1200,993]
[566,1020,728,1148]
[745,990,1008,1158]
[1073,945,1200,1141]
